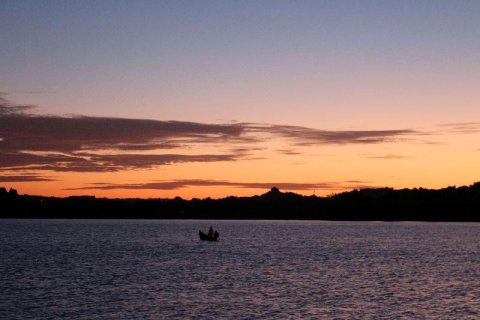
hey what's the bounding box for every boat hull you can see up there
[199,231,219,241]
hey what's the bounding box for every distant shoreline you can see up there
[1,184,480,222]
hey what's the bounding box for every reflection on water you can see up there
[1,220,479,319]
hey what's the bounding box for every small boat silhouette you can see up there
[199,230,219,241]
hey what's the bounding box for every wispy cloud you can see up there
[0,152,241,172]
[67,179,373,192]
[0,96,36,115]
[438,122,480,134]
[366,154,410,160]
[0,115,247,153]
[0,174,55,182]
[0,98,421,173]
[276,149,303,155]
[247,124,416,145]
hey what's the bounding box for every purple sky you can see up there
[1,1,480,197]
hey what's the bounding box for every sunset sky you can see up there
[1,1,480,199]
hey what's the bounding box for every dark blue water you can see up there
[1,220,479,319]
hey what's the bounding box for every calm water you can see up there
[1,220,479,319]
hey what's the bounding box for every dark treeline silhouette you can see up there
[1,183,480,221]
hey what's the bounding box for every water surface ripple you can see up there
[1,220,479,319]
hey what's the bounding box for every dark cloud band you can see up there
[0,98,419,173]
[66,179,373,191]
[0,174,55,182]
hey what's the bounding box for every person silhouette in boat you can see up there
[208,226,214,237]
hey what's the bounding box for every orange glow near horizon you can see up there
[2,2,480,199]
[4,125,480,200]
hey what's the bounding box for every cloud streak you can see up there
[0,96,36,116]
[67,179,373,192]
[438,122,480,134]
[248,124,416,145]
[0,152,240,172]
[0,98,421,173]
[0,174,55,182]
[0,115,247,152]
[366,154,410,160]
